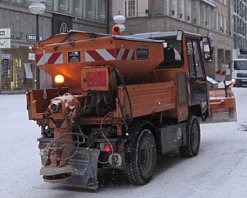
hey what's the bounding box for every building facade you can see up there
[233,0,247,56]
[0,0,109,93]
[112,0,234,78]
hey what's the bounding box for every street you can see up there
[0,87,247,198]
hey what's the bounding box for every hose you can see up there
[114,67,133,120]
[98,112,114,164]
[112,67,133,132]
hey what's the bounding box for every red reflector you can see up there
[86,71,106,87]
[104,144,111,152]
[100,143,116,152]
[104,144,111,153]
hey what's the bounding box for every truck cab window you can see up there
[158,39,183,68]
[234,60,247,70]
[187,40,205,79]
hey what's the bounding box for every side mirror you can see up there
[202,37,213,62]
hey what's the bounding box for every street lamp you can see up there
[112,15,126,35]
[28,0,46,89]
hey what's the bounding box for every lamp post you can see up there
[112,15,126,35]
[28,0,46,89]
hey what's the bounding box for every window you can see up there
[234,61,247,70]
[158,38,183,68]
[124,0,136,17]
[187,40,205,78]
[73,0,82,17]
[68,51,81,63]
[86,0,97,20]
[97,0,106,22]
[44,0,53,11]
[59,0,69,14]
[128,0,135,16]
[23,0,31,6]
[136,47,149,59]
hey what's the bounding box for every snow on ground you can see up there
[0,87,247,198]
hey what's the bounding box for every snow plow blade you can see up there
[207,87,237,123]
[40,148,100,190]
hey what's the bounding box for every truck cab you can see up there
[132,31,211,120]
[232,59,247,87]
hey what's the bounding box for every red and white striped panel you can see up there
[85,48,134,62]
[36,52,63,65]
[116,48,134,61]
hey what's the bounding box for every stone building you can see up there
[0,0,109,93]
[112,0,234,77]
[232,0,247,56]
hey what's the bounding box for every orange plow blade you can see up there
[208,87,237,123]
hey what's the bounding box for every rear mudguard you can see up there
[40,148,100,190]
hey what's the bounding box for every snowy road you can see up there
[0,88,247,198]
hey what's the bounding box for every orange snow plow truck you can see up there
[26,30,236,189]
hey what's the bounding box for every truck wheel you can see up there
[125,128,157,185]
[179,116,200,157]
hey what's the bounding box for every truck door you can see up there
[187,39,208,119]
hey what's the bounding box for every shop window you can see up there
[1,46,35,91]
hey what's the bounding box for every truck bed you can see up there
[116,81,176,118]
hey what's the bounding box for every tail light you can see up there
[100,143,117,153]
[104,144,111,152]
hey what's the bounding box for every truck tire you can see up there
[125,128,157,185]
[179,116,200,157]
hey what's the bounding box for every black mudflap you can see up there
[40,148,100,190]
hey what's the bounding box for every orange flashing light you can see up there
[55,74,64,84]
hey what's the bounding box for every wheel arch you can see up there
[127,120,160,152]
[189,104,203,118]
